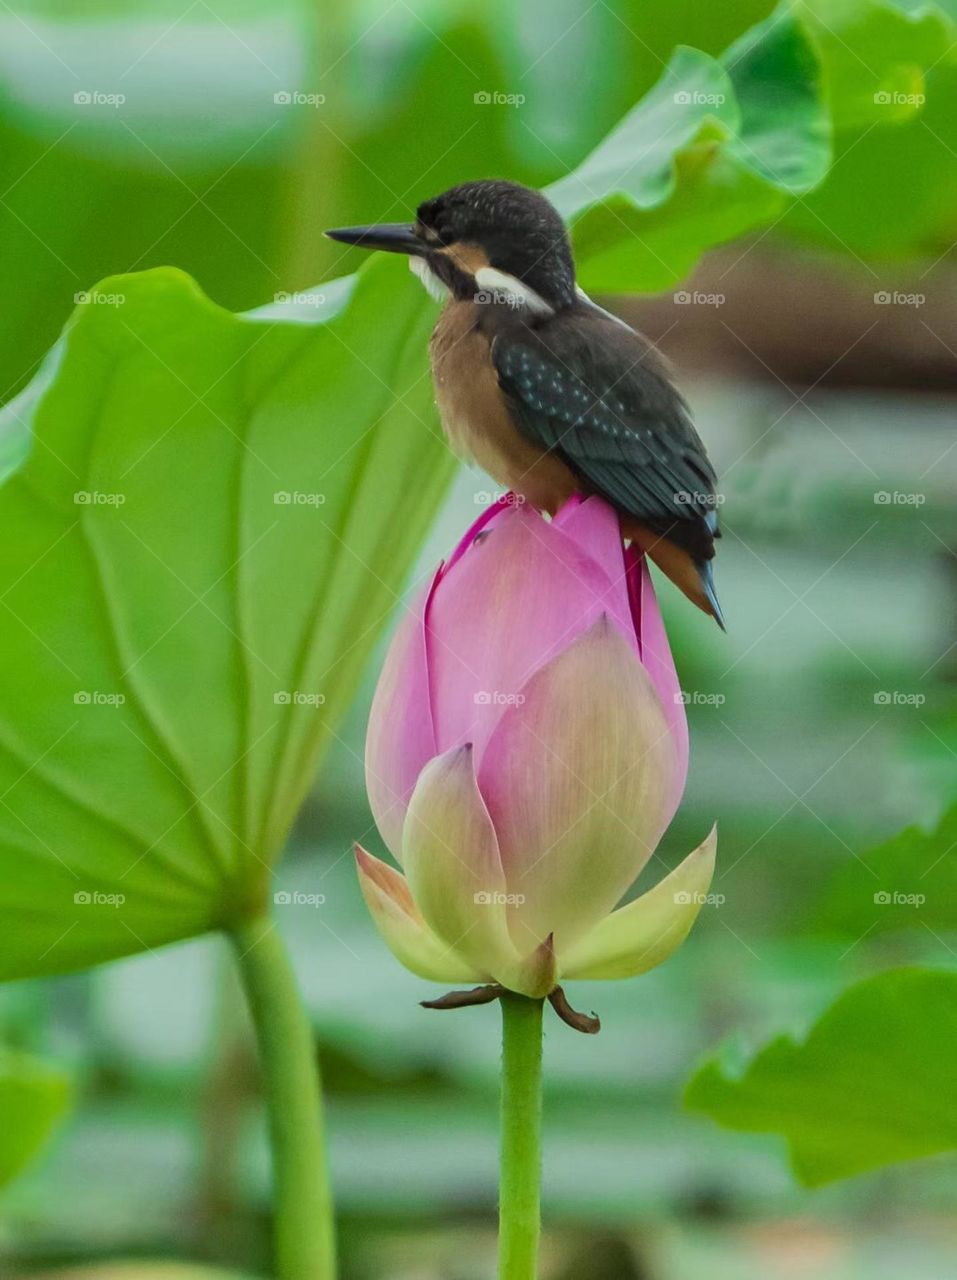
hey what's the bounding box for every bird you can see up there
[326,178,724,627]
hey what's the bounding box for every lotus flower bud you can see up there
[356,495,715,998]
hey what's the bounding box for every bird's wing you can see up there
[490,309,719,552]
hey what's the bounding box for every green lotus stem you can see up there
[499,992,545,1279]
[231,916,336,1279]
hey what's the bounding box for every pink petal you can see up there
[426,505,631,764]
[550,492,586,526]
[626,547,688,819]
[550,496,637,651]
[365,568,439,861]
[477,616,679,955]
[443,496,514,574]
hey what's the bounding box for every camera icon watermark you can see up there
[675,489,724,506]
[873,90,925,107]
[473,90,525,106]
[73,90,126,108]
[674,890,725,906]
[74,889,126,906]
[873,890,925,906]
[273,890,326,907]
[74,490,126,506]
[274,491,326,506]
[274,690,326,707]
[474,288,526,309]
[673,90,725,106]
[873,490,925,506]
[674,290,725,306]
[873,690,925,707]
[74,690,126,707]
[474,490,526,507]
[474,690,526,707]
[473,890,526,906]
[274,290,326,306]
[674,690,726,707]
[873,290,924,307]
[74,291,125,307]
[273,90,326,107]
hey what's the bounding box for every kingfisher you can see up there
[326,178,724,627]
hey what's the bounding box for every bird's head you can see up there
[325,180,576,314]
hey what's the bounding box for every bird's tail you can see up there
[624,519,725,629]
[696,557,726,631]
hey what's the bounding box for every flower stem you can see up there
[230,915,336,1279]
[498,992,544,1279]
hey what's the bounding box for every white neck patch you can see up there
[409,256,449,302]
[575,284,631,330]
[474,267,553,316]
[408,257,556,316]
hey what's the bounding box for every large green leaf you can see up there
[549,7,830,292]
[685,967,957,1185]
[816,804,957,937]
[0,2,932,984]
[0,9,836,983]
[798,0,956,128]
[779,0,957,256]
[0,0,952,411]
[0,258,453,978]
[0,1047,70,1187]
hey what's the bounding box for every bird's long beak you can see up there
[324,223,425,255]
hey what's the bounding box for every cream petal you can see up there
[477,616,679,954]
[402,745,522,982]
[560,826,717,980]
[354,844,479,982]
[503,933,558,999]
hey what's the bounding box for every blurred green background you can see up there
[1,0,956,1276]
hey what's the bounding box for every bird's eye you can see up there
[416,222,445,247]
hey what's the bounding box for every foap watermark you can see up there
[274,490,326,506]
[874,290,924,307]
[274,90,326,107]
[474,890,526,906]
[274,690,326,707]
[674,90,725,106]
[874,890,925,906]
[74,690,126,707]
[675,489,724,507]
[675,690,726,707]
[474,690,526,707]
[474,90,525,106]
[474,490,526,507]
[874,490,925,506]
[274,890,326,908]
[674,290,725,307]
[474,288,525,309]
[674,889,725,906]
[75,890,125,906]
[874,690,925,707]
[873,90,925,107]
[274,290,326,307]
[74,490,125,506]
[74,290,125,307]
[74,89,126,108]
